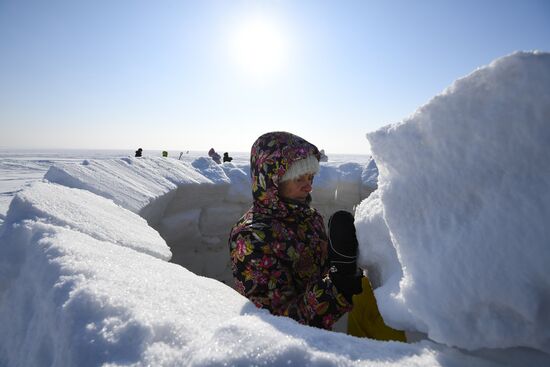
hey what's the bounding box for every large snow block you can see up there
[361,51,550,352]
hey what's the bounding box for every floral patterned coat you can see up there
[228,131,352,329]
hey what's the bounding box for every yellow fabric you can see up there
[347,277,407,342]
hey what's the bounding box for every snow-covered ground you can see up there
[1,51,549,366]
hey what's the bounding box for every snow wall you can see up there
[38,156,374,285]
[0,156,403,367]
[356,51,550,353]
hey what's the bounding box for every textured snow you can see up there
[4,181,170,260]
[356,51,550,354]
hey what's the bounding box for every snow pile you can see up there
[356,51,550,353]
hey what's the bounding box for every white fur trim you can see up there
[281,155,320,182]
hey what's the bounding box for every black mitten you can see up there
[328,210,359,276]
[329,272,363,303]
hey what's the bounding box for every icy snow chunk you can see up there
[358,51,550,352]
[5,181,171,261]
[362,157,379,192]
[355,190,401,290]
[220,163,252,204]
[191,157,230,184]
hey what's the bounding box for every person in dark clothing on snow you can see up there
[208,148,222,164]
[223,152,233,163]
[135,148,143,157]
[228,131,363,330]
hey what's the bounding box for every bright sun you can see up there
[230,16,287,79]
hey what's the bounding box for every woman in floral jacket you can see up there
[229,131,361,330]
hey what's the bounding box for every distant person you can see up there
[208,148,221,164]
[162,151,168,157]
[223,152,233,163]
[178,152,183,160]
[228,131,363,330]
[319,149,328,162]
[135,148,143,157]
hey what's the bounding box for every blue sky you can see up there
[1,0,549,154]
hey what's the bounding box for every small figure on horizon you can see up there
[319,149,328,162]
[178,152,183,160]
[223,152,233,163]
[135,148,143,157]
[208,148,221,164]
[162,151,168,157]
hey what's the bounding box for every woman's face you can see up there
[279,173,314,202]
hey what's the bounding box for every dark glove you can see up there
[328,210,359,276]
[329,271,363,303]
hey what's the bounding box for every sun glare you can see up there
[230,16,288,80]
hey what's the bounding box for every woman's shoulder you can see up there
[231,210,272,236]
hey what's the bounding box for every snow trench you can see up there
[0,156,384,366]
[42,156,375,286]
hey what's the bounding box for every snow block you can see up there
[360,51,550,352]
[355,190,401,290]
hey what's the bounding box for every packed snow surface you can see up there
[1,51,549,366]
[357,51,550,353]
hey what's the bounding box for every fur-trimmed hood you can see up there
[250,131,320,216]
